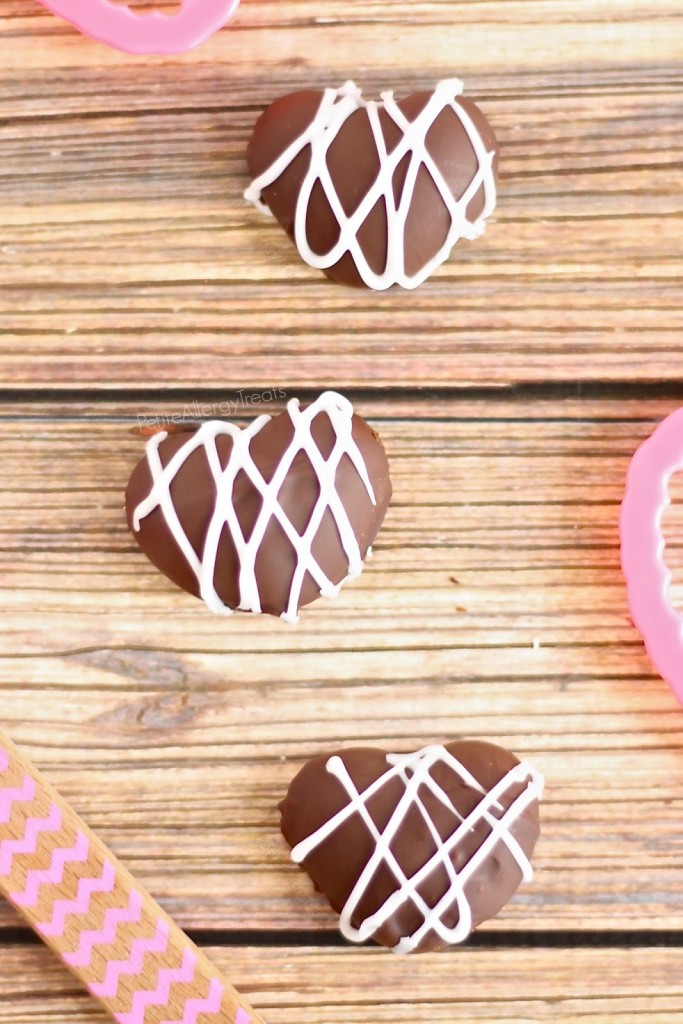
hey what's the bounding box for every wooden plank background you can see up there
[1,1,683,1021]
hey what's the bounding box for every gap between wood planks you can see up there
[5,380,683,411]
[3,927,683,949]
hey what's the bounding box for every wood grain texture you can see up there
[2,944,683,1023]
[0,2,682,387]
[0,396,682,936]
[2,3,683,1021]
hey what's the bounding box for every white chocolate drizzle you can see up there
[290,744,543,953]
[132,392,377,623]
[245,79,497,291]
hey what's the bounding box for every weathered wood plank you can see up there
[0,3,681,387]
[2,1,681,1018]
[0,397,682,932]
[1,944,683,1023]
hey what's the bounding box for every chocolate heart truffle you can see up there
[125,392,391,622]
[245,79,499,290]
[280,741,542,952]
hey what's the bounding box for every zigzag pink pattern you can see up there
[11,831,89,908]
[40,859,116,939]
[115,947,197,1024]
[0,802,61,877]
[91,914,169,998]
[159,976,224,1024]
[0,774,36,825]
[0,748,9,773]
[64,885,142,967]
[235,1012,251,1024]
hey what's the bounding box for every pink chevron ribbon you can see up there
[11,830,89,907]
[64,885,143,967]
[0,740,265,1024]
[0,802,61,876]
[116,947,198,1024]
[91,915,169,998]
[0,774,36,825]
[40,858,116,938]
[159,976,224,1024]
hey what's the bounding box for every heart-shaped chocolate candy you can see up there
[125,392,391,622]
[245,79,499,290]
[280,740,542,952]
[39,0,240,55]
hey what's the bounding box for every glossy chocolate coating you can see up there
[125,403,392,618]
[280,740,540,951]
[247,86,499,288]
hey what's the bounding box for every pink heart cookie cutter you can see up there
[38,0,241,54]
[620,407,683,703]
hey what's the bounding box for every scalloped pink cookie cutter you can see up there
[620,407,683,702]
[37,0,241,55]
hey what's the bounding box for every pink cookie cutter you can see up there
[38,0,240,54]
[620,407,683,703]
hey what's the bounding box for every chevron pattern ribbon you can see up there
[0,737,261,1024]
